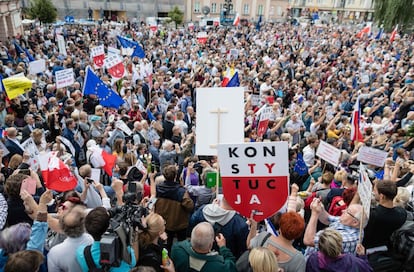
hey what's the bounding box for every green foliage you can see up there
[168,6,184,28]
[374,0,414,32]
[27,0,57,24]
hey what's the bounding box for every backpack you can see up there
[328,196,347,216]
[84,245,104,272]
[389,220,414,271]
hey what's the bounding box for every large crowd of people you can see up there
[0,17,413,272]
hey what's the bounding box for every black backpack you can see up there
[390,220,414,271]
[84,245,104,272]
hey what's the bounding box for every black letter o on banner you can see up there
[245,147,257,157]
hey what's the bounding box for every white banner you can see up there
[28,59,46,75]
[104,54,123,69]
[90,45,105,57]
[358,164,372,219]
[55,68,74,89]
[357,146,388,167]
[56,34,67,56]
[316,140,341,167]
[108,46,121,56]
[21,138,40,172]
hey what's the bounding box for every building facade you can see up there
[0,0,23,41]
[288,0,375,23]
[186,0,290,23]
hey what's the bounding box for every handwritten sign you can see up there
[357,146,388,167]
[218,142,289,221]
[28,59,46,75]
[55,68,74,89]
[316,140,341,167]
[358,164,372,218]
[21,138,40,172]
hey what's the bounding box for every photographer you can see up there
[76,207,137,271]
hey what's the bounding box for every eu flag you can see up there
[83,67,124,109]
[117,36,145,58]
[13,42,34,61]
[294,153,308,176]
[227,71,240,87]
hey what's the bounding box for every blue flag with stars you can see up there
[294,153,308,176]
[83,67,124,109]
[117,36,145,58]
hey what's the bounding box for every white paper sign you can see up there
[108,46,121,56]
[316,140,341,167]
[196,87,245,156]
[357,146,388,167]
[28,59,46,75]
[251,94,260,107]
[21,138,40,171]
[56,34,67,56]
[55,68,74,89]
[358,164,372,218]
[260,107,273,121]
[135,159,147,174]
[115,120,132,136]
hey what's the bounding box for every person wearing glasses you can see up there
[304,198,366,256]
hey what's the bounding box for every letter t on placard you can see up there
[209,107,228,149]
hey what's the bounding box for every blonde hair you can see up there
[334,170,347,183]
[248,247,279,272]
[138,213,165,247]
[394,187,411,208]
[318,228,343,258]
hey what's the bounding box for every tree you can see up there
[374,0,414,32]
[168,6,184,28]
[27,0,57,24]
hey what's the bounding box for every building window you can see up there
[220,3,224,12]
[212,3,217,13]
[243,4,249,15]
[194,2,201,13]
[258,5,264,15]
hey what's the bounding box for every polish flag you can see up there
[390,25,398,43]
[90,45,105,68]
[350,97,364,142]
[40,152,77,192]
[221,67,232,87]
[233,13,240,27]
[88,144,117,176]
[356,24,371,39]
[104,54,125,79]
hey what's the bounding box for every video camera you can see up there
[99,184,148,268]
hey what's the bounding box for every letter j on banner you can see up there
[217,142,289,221]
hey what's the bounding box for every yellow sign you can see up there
[2,76,32,99]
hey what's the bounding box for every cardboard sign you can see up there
[196,87,244,156]
[21,138,40,172]
[358,164,372,218]
[55,68,74,89]
[316,140,341,167]
[28,59,46,75]
[357,146,388,167]
[218,142,289,221]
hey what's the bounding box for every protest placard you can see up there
[218,142,289,221]
[196,87,244,156]
[358,164,372,219]
[108,46,121,56]
[316,140,341,167]
[28,59,46,75]
[115,120,132,136]
[21,138,40,172]
[55,68,74,89]
[357,146,388,167]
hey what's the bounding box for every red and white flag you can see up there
[40,152,77,192]
[197,32,208,44]
[356,24,371,39]
[390,25,398,43]
[233,13,240,27]
[350,97,364,142]
[104,54,125,79]
[90,45,105,68]
[88,145,117,176]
